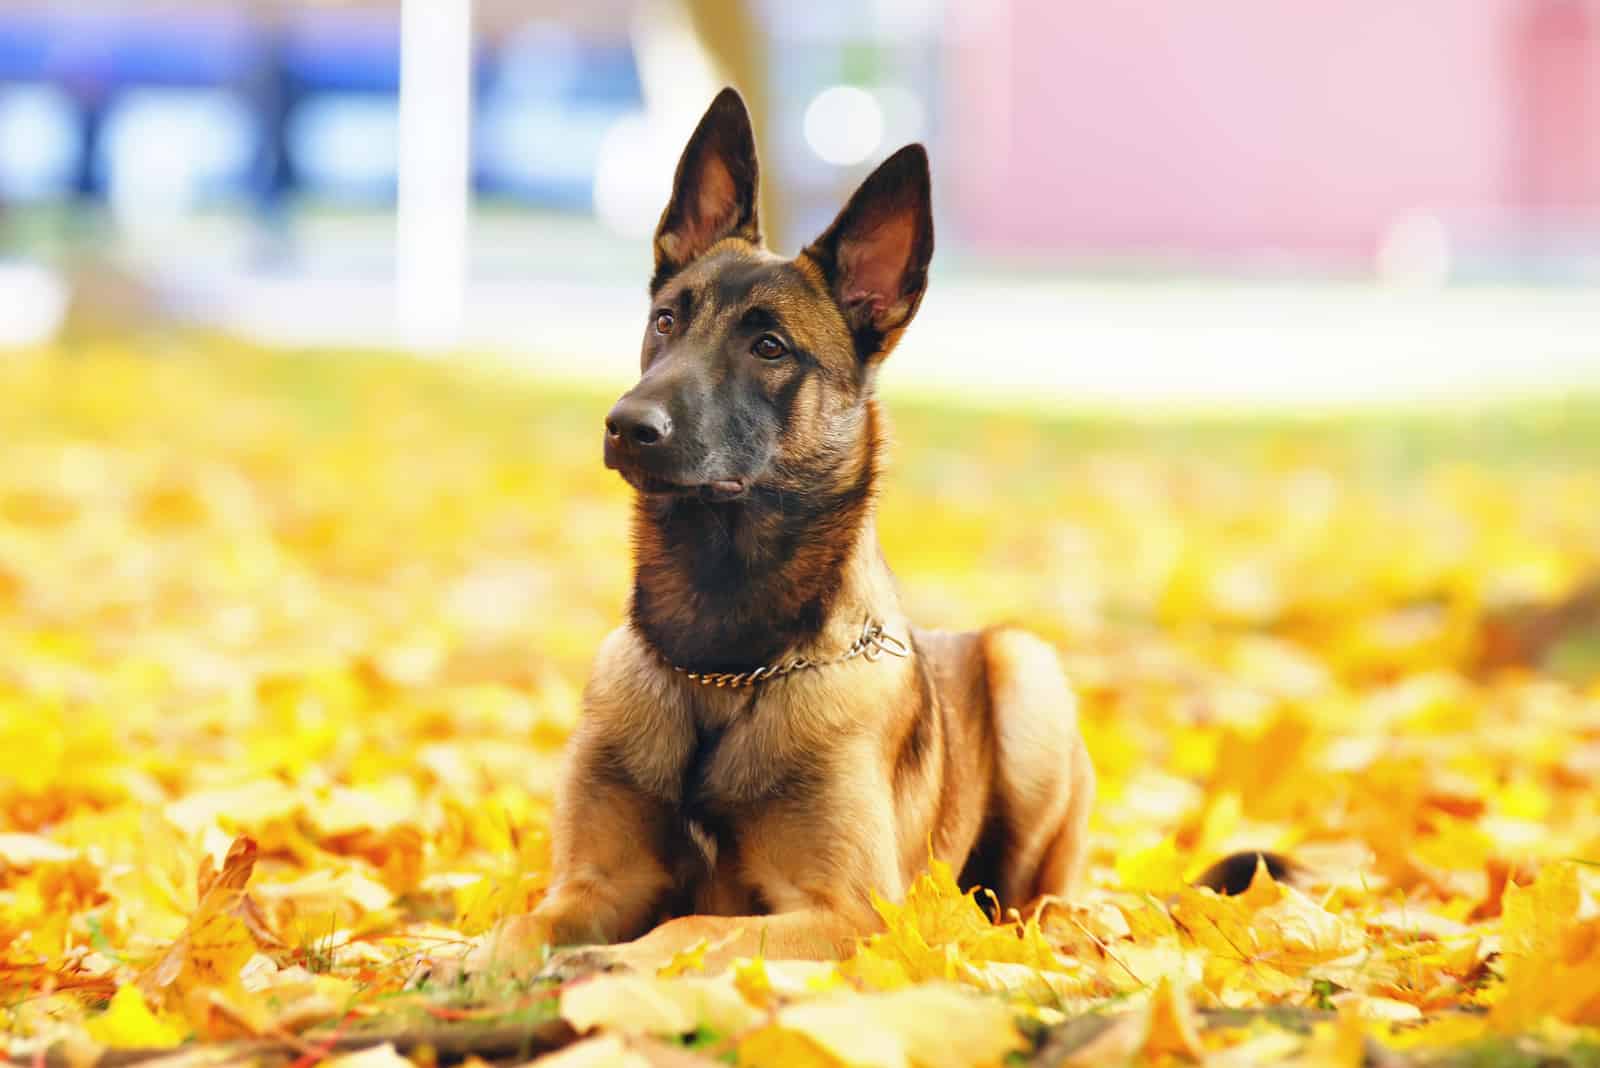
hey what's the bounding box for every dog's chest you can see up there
[675,693,794,816]
[593,626,875,815]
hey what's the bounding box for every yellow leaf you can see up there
[1331,1002,1372,1068]
[141,835,267,999]
[185,913,260,989]
[1234,853,1285,910]
[848,858,1066,987]
[0,832,76,867]
[1411,816,1495,879]
[1499,860,1578,963]
[738,1027,846,1068]
[1491,862,1600,1030]
[85,985,185,1050]
[1141,975,1204,1062]
[561,976,695,1037]
[655,938,708,978]
[759,959,850,999]
[1171,867,1362,1002]
[839,945,914,991]
[753,986,1025,1068]
[1382,1013,1487,1051]
[560,974,762,1038]
[1116,837,1186,896]
[1183,791,1243,877]
[733,956,775,1009]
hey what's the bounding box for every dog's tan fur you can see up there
[486,89,1094,976]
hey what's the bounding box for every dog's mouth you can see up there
[603,436,751,501]
[616,468,749,502]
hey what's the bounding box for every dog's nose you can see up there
[605,399,673,448]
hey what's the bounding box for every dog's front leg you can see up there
[539,898,882,981]
[593,906,872,977]
[545,777,904,978]
[468,771,679,976]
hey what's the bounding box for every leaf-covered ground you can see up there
[2,339,1599,1067]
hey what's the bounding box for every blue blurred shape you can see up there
[0,9,54,80]
[283,9,400,94]
[98,88,258,207]
[288,94,399,201]
[0,83,78,199]
[476,22,642,207]
[0,5,651,211]
[26,8,259,86]
[278,9,403,203]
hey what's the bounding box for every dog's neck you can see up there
[627,402,899,673]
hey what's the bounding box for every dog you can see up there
[483,87,1095,977]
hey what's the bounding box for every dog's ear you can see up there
[804,144,934,360]
[653,87,761,289]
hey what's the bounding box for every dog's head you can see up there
[604,88,933,503]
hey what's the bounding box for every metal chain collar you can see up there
[667,619,910,689]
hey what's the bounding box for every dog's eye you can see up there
[653,311,674,335]
[752,334,787,360]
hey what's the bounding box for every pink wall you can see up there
[947,1,1600,259]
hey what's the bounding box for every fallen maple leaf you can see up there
[741,985,1024,1068]
[84,985,186,1049]
[1490,861,1600,1030]
[1142,975,1205,1061]
[560,974,762,1038]
[845,858,1066,987]
[1171,858,1364,1003]
[140,836,276,1002]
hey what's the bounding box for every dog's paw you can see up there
[537,945,633,984]
[414,913,554,987]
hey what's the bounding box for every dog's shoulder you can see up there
[569,627,695,793]
[582,625,673,718]
[910,626,988,708]
[912,623,1079,750]
[978,625,1077,722]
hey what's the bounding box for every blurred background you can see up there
[3,0,1600,405]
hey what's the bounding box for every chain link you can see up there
[668,620,910,688]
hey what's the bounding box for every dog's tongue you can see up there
[704,479,745,501]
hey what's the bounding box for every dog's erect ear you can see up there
[653,88,761,289]
[804,144,934,359]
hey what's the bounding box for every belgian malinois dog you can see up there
[486,88,1094,975]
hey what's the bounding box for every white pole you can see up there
[396,0,473,351]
